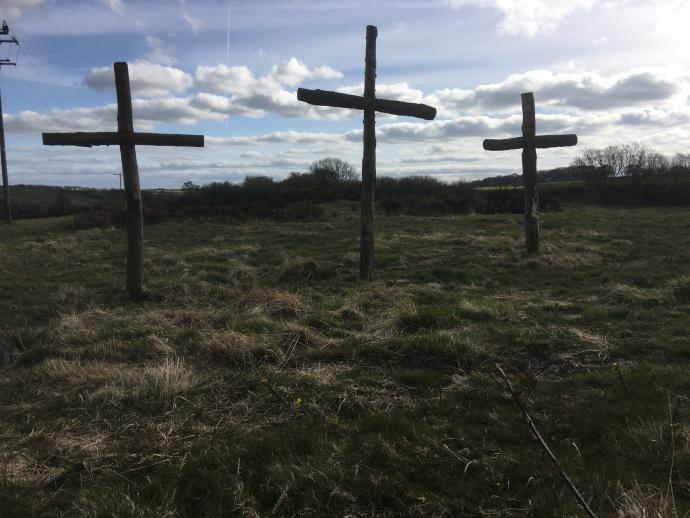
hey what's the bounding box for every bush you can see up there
[72,209,121,230]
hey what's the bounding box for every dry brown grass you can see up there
[616,482,678,518]
[0,452,63,488]
[342,284,415,339]
[88,358,202,405]
[244,288,309,320]
[277,257,320,282]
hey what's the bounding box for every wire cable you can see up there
[2,74,41,111]
[13,64,53,111]
[8,20,67,110]
[22,52,67,109]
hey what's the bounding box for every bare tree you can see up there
[644,151,669,176]
[308,158,357,183]
[572,148,612,193]
[572,143,671,192]
[671,153,690,170]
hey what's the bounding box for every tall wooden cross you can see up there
[483,92,577,255]
[297,25,437,281]
[43,62,204,299]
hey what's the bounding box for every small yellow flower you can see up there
[295,398,302,408]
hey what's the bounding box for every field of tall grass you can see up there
[0,205,688,516]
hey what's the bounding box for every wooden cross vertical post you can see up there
[522,93,539,254]
[361,26,377,281]
[116,62,145,296]
[297,25,437,281]
[483,92,578,255]
[43,62,204,299]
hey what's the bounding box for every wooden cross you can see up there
[297,25,437,281]
[483,92,577,255]
[43,62,204,299]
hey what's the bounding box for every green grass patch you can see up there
[0,206,689,516]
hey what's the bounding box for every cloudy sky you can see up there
[0,0,688,188]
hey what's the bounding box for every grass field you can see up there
[1,204,689,517]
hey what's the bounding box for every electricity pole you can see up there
[0,21,19,223]
[113,172,123,207]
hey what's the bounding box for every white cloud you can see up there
[195,58,343,94]
[338,82,426,104]
[332,67,689,119]
[102,0,124,13]
[85,62,194,98]
[194,64,261,97]
[199,107,690,149]
[143,36,177,66]
[183,13,205,33]
[0,0,44,17]
[443,0,601,37]
[430,67,690,114]
[194,59,347,119]
[270,58,343,86]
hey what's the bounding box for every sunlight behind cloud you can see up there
[654,0,690,39]
[444,0,600,36]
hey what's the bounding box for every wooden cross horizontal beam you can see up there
[43,132,205,148]
[483,134,578,152]
[297,88,437,121]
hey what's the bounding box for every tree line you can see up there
[4,144,690,226]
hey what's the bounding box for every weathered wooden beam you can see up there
[43,132,204,148]
[534,134,577,149]
[483,134,578,151]
[114,62,145,299]
[360,25,377,281]
[521,92,539,256]
[297,88,436,121]
[297,89,365,111]
[375,98,436,121]
[483,137,525,152]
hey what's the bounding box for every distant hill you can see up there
[469,166,585,188]
[4,185,122,220]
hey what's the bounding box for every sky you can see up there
[0,0,688,188]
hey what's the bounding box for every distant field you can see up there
[1,206,689,516]
[474,180,586,190]
[10,185,116,208]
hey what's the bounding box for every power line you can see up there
[7,19,67,110]
[0,69,41,111]
[22,52,66,109]
[13,64,53,111]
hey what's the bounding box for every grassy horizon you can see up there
[1,205,689,516]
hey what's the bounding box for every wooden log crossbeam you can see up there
[482,92,578,255]
[297,25,437,281]
[483,134,578,152]
[43,132,204,148]
[42,62,204,299]
[297,89,437,121]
